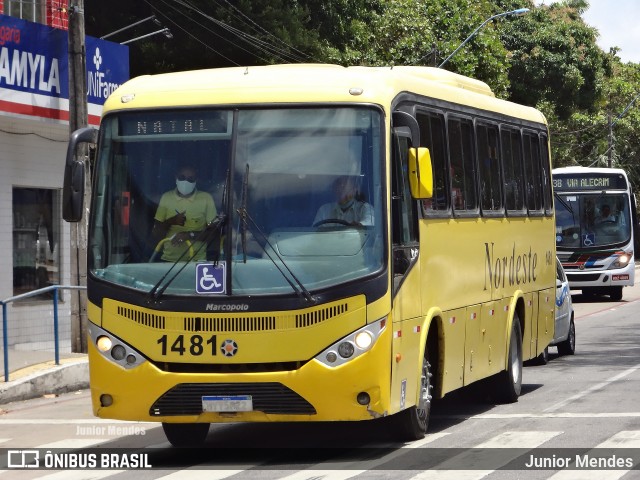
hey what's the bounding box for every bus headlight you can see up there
[96,336,112,352]
[613,252,632,268]
[315,317,386,367]
[89,323,146,370]
[338,342,355,358]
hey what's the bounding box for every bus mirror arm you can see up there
[392,111,420,147]
[63,127,98,222]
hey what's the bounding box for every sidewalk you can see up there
[0,348,88,405]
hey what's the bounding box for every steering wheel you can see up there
[312,218,353,228]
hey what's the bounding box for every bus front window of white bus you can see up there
[555,194,630,248]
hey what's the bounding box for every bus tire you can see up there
[162,422,210,447]
[493,317,523,403]
[392,354,432,440]
[557,318,576,356]
[610,286,623,301]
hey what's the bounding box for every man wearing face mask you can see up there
[313,175,374,227]
[151,164,217,261]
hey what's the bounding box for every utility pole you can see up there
[68,0,89,353]
[608,111,613,168]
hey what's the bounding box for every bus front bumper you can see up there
[87,329,392,424]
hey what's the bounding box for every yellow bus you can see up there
[63,64,556,446]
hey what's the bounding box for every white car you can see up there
[532,257,576,365]
[551,257,576,355]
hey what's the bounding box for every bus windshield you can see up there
[89,107,384,296]
[555,192,632,248]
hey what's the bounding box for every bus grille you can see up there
[566,273,601,282]
[150,360,304,373]
[110,301,350,332]
[150,382,316,416]
[117,306,165,329]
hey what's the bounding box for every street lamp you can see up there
[100,15,158,40]
[100,15,172,45]
[121,28,173,45]
[438,8,529,69]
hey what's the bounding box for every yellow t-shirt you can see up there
[154,189,217,262]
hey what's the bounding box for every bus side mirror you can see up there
[63,127,98,222]
[408,147,433,199]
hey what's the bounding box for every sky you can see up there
[536,0,640,63]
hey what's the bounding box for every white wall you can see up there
[0,114,72,352]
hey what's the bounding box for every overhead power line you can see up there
[143,0,310,65]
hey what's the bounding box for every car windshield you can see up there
[555,192,631,248]
[89,107,385,297]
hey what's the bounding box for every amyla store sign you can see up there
[0,14,129,125]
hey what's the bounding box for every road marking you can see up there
[435,412,640,420]
[276,433,450,480]
[27,470,122,480]
[0,419,157,425]
[544,364,640,412]
[37,439,106,448]
[407,431,562,480]
[547,430,640,480]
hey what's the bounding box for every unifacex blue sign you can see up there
[0,14,129,125]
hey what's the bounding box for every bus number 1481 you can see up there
[157,334,217,356]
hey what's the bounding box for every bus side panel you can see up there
[521,292,538,361]
[390,258,424,414]
[536,287,555,357]
[439,308,466,396]
[463,300,508,385]
[389,316,424,414]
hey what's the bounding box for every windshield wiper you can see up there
[236,167,315,304]
[148,213,227,301]
[240,164,249,263]
[554,192,574,216]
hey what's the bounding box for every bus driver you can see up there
[313,175,374,227]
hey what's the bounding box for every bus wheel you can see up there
[610,286,623,301]
[392,354,433,440]
[493,318,522,403]
[557,318,576,356]
[162,423,210,447]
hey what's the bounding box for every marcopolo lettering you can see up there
[484,242,537,290]
[205,303,250,311]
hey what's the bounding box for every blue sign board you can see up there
[0,14,129,124]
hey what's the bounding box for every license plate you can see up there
[613,274,629,281]
[202,395,253,412]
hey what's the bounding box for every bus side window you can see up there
[448,116,477,213]
[417,111,449,213]
[477,123,503,214]
[523,132,544,213]
[502,128,525,214]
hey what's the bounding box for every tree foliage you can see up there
[86,0,640,187]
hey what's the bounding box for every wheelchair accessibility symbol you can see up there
[196,262,226,294]
[582,233,595,247]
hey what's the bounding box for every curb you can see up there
[0,359,89,405]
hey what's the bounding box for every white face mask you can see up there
[176,179,196,196]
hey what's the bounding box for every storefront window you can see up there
[13,188,60,298]
[6,0,45,23]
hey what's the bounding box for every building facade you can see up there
[0,2,128,355]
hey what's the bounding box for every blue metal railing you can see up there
[1,285,86,382]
